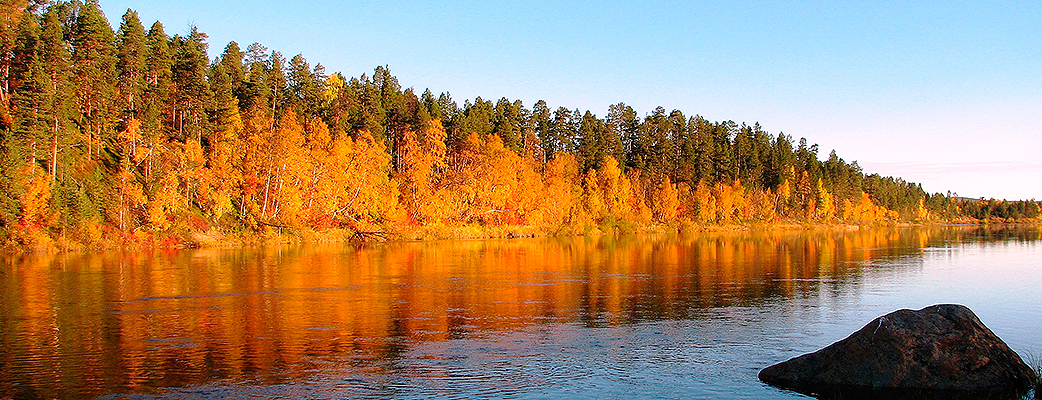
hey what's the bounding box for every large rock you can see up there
[759,304,1037,399]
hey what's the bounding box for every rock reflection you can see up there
[0,225,1036,398]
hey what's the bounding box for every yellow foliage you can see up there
[751,188,777,222]
[510,156,544,225]
[19,166,52,228]
[795,170,815,219]
[395,121,458,225]
[7,79,948,246]
[339,129,402,229]
[780,165,795,198]
[625,169,652,224]
[582,169,606,220]
[694,180,716,223]
[147,174,179,231]
[114,168,147,231]
[322,73,344,105]
[540,154,581,228]
[423,119,448,171]
[652,176,680,222]
[840,199,854,221]
[307,118,331,150]
[177,139,206,214]
[714,181,736,223]
[728,180,750,221]
[915,197,931,221]
[304,131,353,226]
[599,156,631,219]
[675,182,692,220]
[119,118,144,164]
[816,179,835,221]
[716,180,750,221]
[843,191,898,224]
[441,133,523,225]
[395,119,451,224]
[264,112,310,225]
[395,127,430,216]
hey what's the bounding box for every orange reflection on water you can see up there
[1,226,1034,398]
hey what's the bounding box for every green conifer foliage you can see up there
[72,0,117,160]
[116,9,146,119]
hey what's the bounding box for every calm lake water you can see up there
[1,226,1040,399]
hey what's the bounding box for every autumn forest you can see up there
[1,1,1038,250]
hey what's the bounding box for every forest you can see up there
[1,1,1039,250]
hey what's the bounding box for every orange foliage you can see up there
[694,180,716,223]
[626,170,653,223]
[581,169,605,221]
[750,188,777,222]
[539,153,581,228]
[395,121,450,224]
[652,176,680,222]
[338,130,404,230]
[842,191,899,223]
[442,133,524,225]
[19,166,51,228]
[598,156,631,219]
[147,174,179,231]
[816,179,835,221]
[713,181,738,223]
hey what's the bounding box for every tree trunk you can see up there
[261,165,272,218]
[50,111,58,181]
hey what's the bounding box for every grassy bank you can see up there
[6,217,1038,254]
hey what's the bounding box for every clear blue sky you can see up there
[100,0,1042,200]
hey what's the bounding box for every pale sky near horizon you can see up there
[100,0,1042,200]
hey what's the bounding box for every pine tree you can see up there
[111,10,148,228]
[691,116,714,184]
[10,11,46,168]
[712,121,737,183]
[72,0,117,160]
[286,53,320,116]
[140,21,171,180]
[265,50,286,123]
[531,99,552,163]
[674,116,698,184]
[170,26,212,142]
[492,97,525,154]
[0,0,40,131]
[219,41,245,100]
[576,110,604,171]
[115,9,146,119]
[39,5,73,181]
[238,42,270,113]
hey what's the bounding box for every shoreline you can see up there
[5,219,1039,254]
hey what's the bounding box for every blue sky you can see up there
[100,0,1042,200]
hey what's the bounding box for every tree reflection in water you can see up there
[0,226,1038,398]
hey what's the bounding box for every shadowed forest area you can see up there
[1,1,1039,250]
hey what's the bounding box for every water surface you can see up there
[1,226,1039,398]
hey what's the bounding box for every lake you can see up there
[1,226,1039,399]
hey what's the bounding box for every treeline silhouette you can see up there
[0,1,1037,248]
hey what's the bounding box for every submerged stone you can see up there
[759,304,1037,399]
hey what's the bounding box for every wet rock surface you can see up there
[759,304,1037,399]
